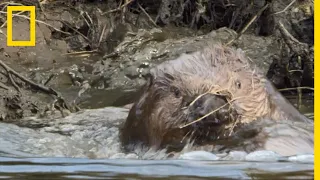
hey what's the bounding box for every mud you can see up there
[0,3,282,121]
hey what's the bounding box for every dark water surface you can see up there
[0,157,314,179]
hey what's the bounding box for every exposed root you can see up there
[137,2,158,27]
[0,60,57,96]
[225,3,269,46]
[278,21,309,54]
[277,20,314,90]
[272,0,297,15]
[0,60,72,114]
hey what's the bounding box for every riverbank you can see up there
[0,0,314,122]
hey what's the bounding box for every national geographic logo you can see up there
[6,6,36,47]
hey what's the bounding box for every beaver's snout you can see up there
[185,94,231,129]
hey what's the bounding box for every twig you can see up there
[288,69,303,73]
[188,89,229,107]
[304,113,314,119]
[278,87,314,92]
[225,3,269,46]
[98,24,107,48]
[228,117,239,136]
[179,95,245,129]
[189,92,209,107]
[62,50,98,56]
[84,12,93,26]
[297,87,302,110]
[0,11,71,36]
[0,10,25,28]
[0,81,9,90]
[0,60,71,112]
[179,101,230,129]
[137,3,158,27]
[37,0,48,18]
[58,20,90,42]
[103,51,119,59]
[0,2,21,6]
[102,0,134,15]
[44,74,55,86]
[0,2,24,11]
[272,0,296,15]
[8,72,20,92]
[81,12,92,29]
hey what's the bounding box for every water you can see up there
[0,157,314,179]
[0,91,313,179]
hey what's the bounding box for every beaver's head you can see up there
[120,44,289,152]
[135,70,237,150]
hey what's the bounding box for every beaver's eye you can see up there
[171,87,181,98]
[174,89,181,98]
[235,80,241,89]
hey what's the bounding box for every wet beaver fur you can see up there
[120,44,313,155]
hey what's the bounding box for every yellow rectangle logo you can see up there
[7,6,36,47]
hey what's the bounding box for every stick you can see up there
[137,3,158,27]
[98,24,107,48]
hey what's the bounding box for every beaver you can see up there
[119,44,313,156]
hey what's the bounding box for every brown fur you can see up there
[120,44,312,153]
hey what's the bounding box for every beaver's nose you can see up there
[198,94,226,113]
[187,93,229,124]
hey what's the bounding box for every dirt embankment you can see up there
[0,0,314,123]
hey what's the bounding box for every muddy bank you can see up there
[0,0,314,122]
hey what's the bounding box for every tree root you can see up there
[276,21,314,109]
[277,20,313,84]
